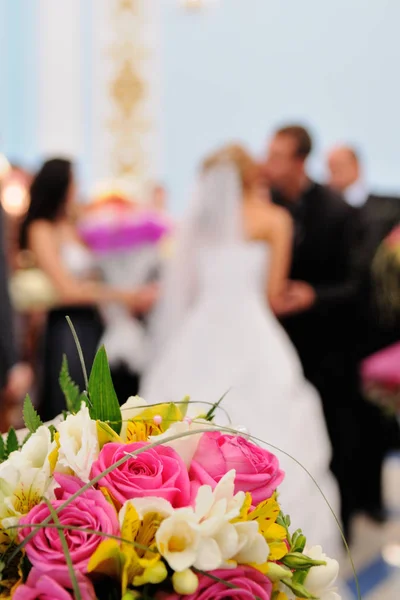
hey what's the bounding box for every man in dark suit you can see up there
[264,125,383,536]
[0,204,31,430]
[327,145,400,356]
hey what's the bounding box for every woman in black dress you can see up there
[20,159,157,420]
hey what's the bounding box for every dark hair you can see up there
[276,125,313,159]
[20,158,72,249]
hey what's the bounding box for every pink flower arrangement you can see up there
[0,359,341,599]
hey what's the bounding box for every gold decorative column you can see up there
[107,0,153,197]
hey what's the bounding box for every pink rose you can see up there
[190,433,284,505]
[91,442,191,508]
[162,567,272,599]
[18,475,120,573]
[12,568,95,600]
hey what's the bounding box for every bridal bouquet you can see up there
[361,341,400,415]
[77,197,172,374]
[0,346,341,599]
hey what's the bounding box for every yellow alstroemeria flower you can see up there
[236,493,288,562]
[126,403,187,443]
[119,397,189,443]
[88,502,168,593]
[96,421,123,449]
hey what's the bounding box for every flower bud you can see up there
[172,569,199,595]
[265,562,292,582]
[144,561,168,585]
[282,551,326,570]
[292,534,307,553]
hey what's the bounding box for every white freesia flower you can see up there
[304,546,341,600]
[156,471,268,572]
[120,396,149,440]
[56,402,99,482]
[0,426,56,531]
[156,509,202,572]
[194,470,245,536]
[150,419,212,467]
[231,520,269,565]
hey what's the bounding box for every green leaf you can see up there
[23,395,43,434]
[0,436,6,462]
[6,428,19,456]
[48,425,57,442]
[205,390,230,422]
[88,346,122,434]
[65,316,89,391]
[59,355,82,413]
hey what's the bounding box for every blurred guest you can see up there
[0,204,32,431]
[327,146,367,207]
[19,158,158,421]
[265,125,381,535]
[328,145,400,482]
[327,145,400,354]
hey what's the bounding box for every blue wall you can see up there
[161,0,400,212]
[0,0,38,168]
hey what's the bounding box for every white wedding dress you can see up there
[141,164,341,557]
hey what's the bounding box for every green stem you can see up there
[66,316,89,392]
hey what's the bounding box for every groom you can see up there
[264,125,383,535]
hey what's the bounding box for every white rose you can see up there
[56,402,99,482]
[304,546,341,600]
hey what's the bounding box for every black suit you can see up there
[272,182,359,367]
[352,194,400,469]
[271,182,378,530]
[355,194,400,358]
[0,206,17,390]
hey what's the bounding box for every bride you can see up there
[141,145,341,556]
